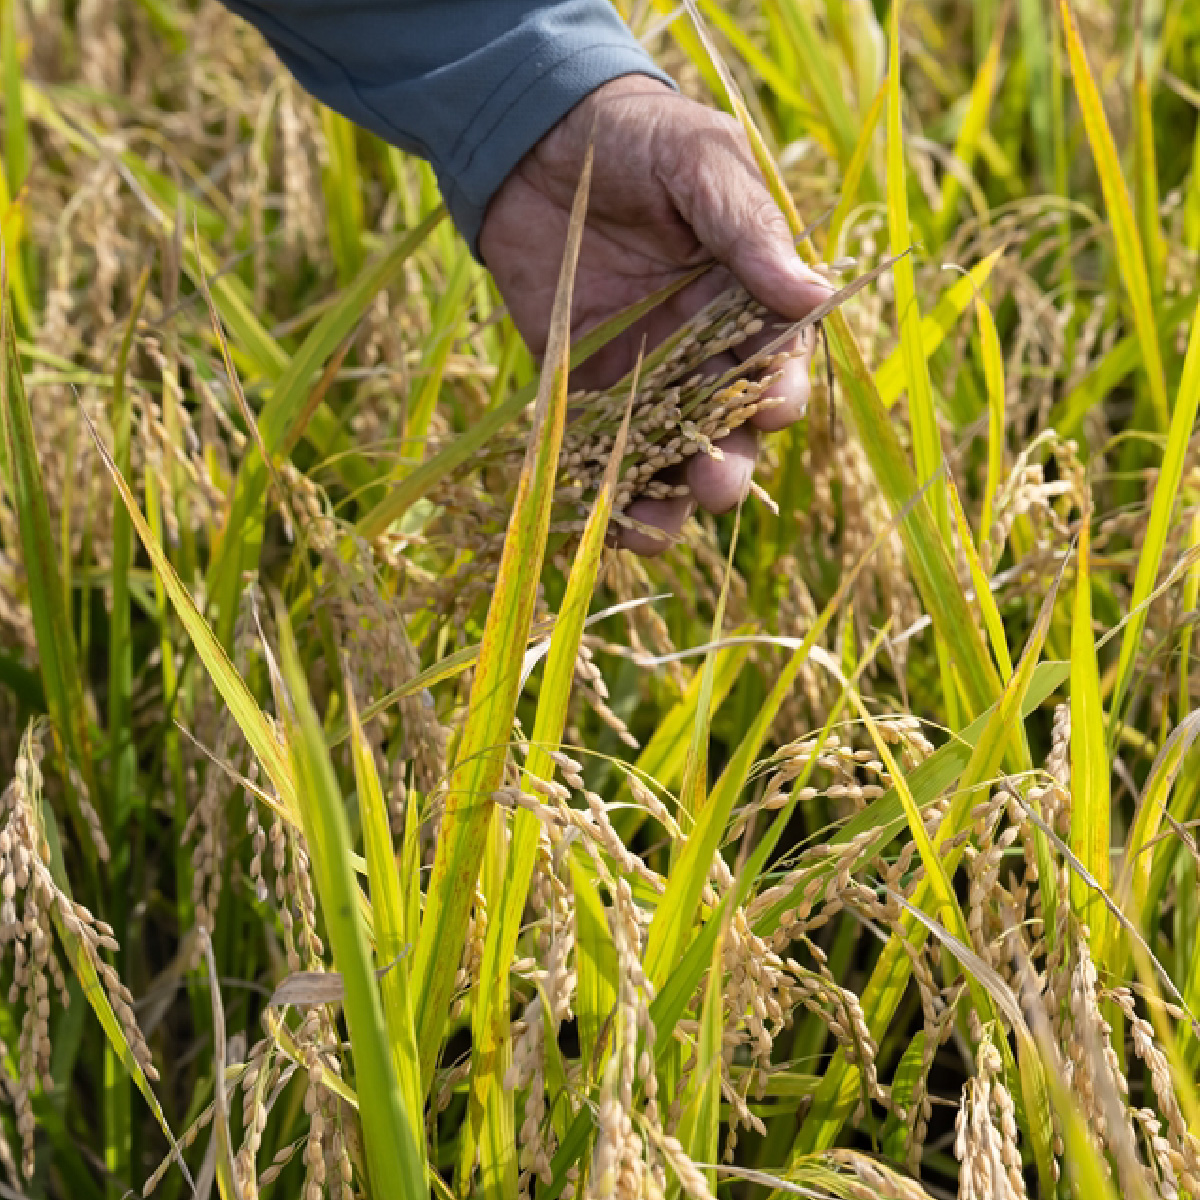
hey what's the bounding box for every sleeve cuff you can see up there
[436,43,676,256]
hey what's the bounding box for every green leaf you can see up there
[319,108,364,284]
[83,410,297,824]
[827,79,885,255]
[346,677,426,1182]
[935,10,1007,241]
[1069,524,1110,950]
[887,0,946,533]
[469,342,637,1200]
[276,600,428,1200]
[108,268,150,829]
[764,0,863,172]
[643,508,740,991]
[1059,0,1169,431]
[1111,300,1200,722]
[572,855,618,1078]
[674,933,723,1194]
[886,0,959,727]
[410,146,593,1095]
[874,249,1004,410]
[398,249,473,472]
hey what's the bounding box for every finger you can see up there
[661,118,835,321]
[748,357,813,431]
[617,494,694,556]
[724,320,817,432]
[686,424,758,515]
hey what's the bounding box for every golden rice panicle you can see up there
[508,828,578,1196]
[1110,986,1200,1195]
[954,1037,1028,1200]
[1066,935,1150,1194]
[0,723,156,1179]
[235,1034,277,1199]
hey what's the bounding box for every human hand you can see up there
[478,74,834,555]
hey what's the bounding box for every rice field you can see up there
[3,0,1200,1197]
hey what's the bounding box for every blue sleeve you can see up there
[216,0,676,252]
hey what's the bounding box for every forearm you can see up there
[215,0,675,249]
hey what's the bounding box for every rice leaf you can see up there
[398,248,473,472]
[1,0,27,196]
[572,854,618,1077]
[82,408,298,822]
[874,249,1004,408]
[1058,0,1169,431]
[107,266,150,827]
[948,477,1013,682]
[410,145,593,1094]
[39,795,186,1184]
[848,688,998,1031]
[1069,523,1110,951]
[643,507,740,990]
[318,108,364,285]
[275,600,427,1200]
[827,79,885,255]
[675,932,723,1192]
[696,0,813,119]
[1051,291,1195,437]
[935,10,1006,242]
[1110,299,1200,723]
[346,674,425,1181]
[612,642,750,844]
[195,930,242,1200]
[401,778,422,948]
[469,357,636,1200]
[0,0,30,330]
[1181,512,1200,722]
[1132,44,1166,304]
[764,0,861,171]
[0,173,32,330]
[886,0,947,538]
[974,292,1006,543]
[881,1033,925,1162]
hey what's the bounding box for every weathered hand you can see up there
[479,74,833,555]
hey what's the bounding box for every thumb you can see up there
[662,116,832,319]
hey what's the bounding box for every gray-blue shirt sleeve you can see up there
[215,0,677,252]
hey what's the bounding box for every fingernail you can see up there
[787,258,834,293]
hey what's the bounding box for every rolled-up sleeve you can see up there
[216,0,676,250]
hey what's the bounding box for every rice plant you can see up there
[3,2,1200,1199]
